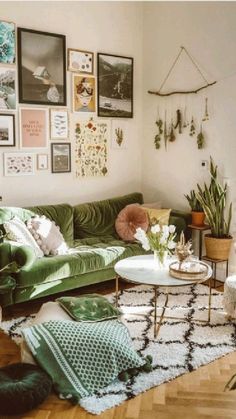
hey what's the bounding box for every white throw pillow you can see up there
[4,217,43,258]
[26,215,69,256]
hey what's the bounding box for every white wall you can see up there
[142,1,236,270]
[0,1,143,206]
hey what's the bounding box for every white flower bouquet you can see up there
[134,224,177,265]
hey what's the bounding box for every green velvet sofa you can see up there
[0,193,190,307]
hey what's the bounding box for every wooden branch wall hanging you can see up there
[148,46,217,97]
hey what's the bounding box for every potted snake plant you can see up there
[184,189,205,226]
[197,157,232,260]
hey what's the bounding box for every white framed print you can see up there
[37,154,48,170]
[0,113,15,147]
[20,107,48,149]
[4,152,34,176]
[50,108,69,140]
[68,48,94,74]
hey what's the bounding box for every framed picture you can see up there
[97,53,133,118]
[68,48,93,74]
[4,152,34,176]
[51,143,71,173]
[20,107,48,149]
[37,154,48,170]
[72,74,96,113]
[50,108,69,140]
[0,20,15,64]
[0,113,15,146]
[17,27,66,106]
[0,67,16,109]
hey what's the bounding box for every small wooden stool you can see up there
[223,275,236,318]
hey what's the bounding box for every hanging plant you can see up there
[174,109,182,134]
[154,118,163,149]
[197,126,205,149]
[154,134,161,149]
[164,111,168,150]
[168,123,176,142]
[189,117,196,136]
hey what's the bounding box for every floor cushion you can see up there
[0,363,52,415]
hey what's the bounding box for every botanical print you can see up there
[37,154,48,170]
[51,143,71,173]
[4,153,34,176]
[0,113,15,146]
[20,108,48,148]
[73,75,95,113]
[74,118,109,177]
[50,109,68,139]
[68,49,93,74]
[0,21,15,64]
[18,28,66,105]
[111,120,128,149]
[0,67,16,109]
[97,53,133,118]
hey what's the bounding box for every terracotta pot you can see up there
[191,211,205,226]
[204,235,232,260]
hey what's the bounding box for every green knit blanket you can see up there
[22,319,145,403]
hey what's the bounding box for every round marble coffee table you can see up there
[114,254,212,338]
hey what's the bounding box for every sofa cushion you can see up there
[0,204,73,244]
[15,237,146,287]
[4,218,43,258]
[115,204,148,242]
[73,192,143,239]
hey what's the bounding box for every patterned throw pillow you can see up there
[26,215,68,256]
[57,294,121,322]
[4,217,43,258]
[142,207,171,226]
[115,204,149,242]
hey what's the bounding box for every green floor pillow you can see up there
[57,294,121,322]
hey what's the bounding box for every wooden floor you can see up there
[1,280,236,419]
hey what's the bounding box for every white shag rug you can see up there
[1,283,236,415]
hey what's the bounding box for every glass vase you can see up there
[153,250,168,269]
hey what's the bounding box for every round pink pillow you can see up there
[115,204,149,242]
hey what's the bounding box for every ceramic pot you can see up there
[191,211,205,226]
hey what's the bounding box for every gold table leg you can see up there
[115,275,119,308]
[154,289,169,338]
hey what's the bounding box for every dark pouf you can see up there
[0,363,52,415]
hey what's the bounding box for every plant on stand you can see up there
[134,224,176,268]
[184,189,205,226]
[197,157,232,260]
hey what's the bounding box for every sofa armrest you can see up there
[0,242,37,270]
[170,210,192,241]
[170,209,191,224]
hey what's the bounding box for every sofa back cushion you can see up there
[0,204,73,244]
[73,192,143,239]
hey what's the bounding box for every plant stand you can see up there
[202,256,229,288]
[188,224,211,260]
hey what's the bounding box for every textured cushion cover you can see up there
[57,294,121,322]
[142,207,171,225]
[4,217,43,258]
[115,204,149,242]
[27,215,68,256]
[0,363,52,415]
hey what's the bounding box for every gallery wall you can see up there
[0,1,143,206]
[142,1,236,269]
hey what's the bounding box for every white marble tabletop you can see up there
[114,254,212,287]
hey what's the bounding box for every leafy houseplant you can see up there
[184,189,205,226]
[197,157,232,259]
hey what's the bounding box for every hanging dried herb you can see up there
[154,118,163,149]
[174,109,182,134]
[154,134,161,149]
[168,123,176,142]
[164,111,168,150]
[189,117,196,136]
[197,126,205,149]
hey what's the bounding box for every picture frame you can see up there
[0,113,15,146]
[97,53,133,118]
[50,108,69,140]
[68,48,94,74]
[4,152,34,176]
[37,154,48,170]
[51,142,71,173]
[0,67,16,110]
[0,20,16,64]
[72,74,96,113]
[17,27,66,106]
[20,107,48,149]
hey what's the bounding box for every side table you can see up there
[202,255,229,288]
[188,224,211,260]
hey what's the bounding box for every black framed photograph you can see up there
[51,143,71,173]
[0,113,15,146]
[97,53,133,118]
[17,27,66,106]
